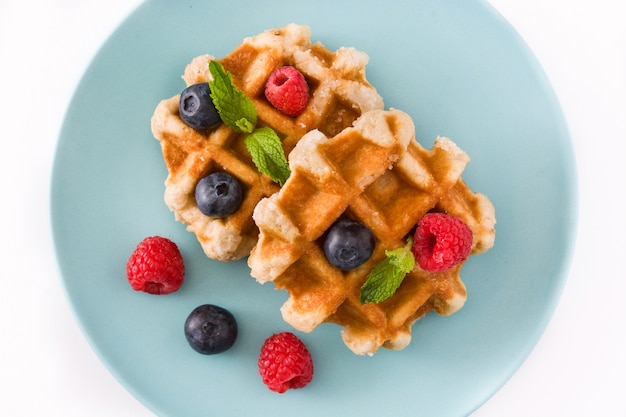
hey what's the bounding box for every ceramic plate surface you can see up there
[51,1,577,416]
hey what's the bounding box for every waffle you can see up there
[248,109,496,355]
[151,24,384,261]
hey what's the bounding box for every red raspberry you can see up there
[412,213,473,273]
[126,236,185,294]
[264,66,309,117]
[258,332,314,393]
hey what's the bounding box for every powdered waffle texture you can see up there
[151,24,383,261]
[248,109,496,355]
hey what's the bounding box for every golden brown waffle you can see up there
[151,24,383,261]
[248,109,496,355]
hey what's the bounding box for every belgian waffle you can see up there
[151,24,383,261]
[248,109,496,355]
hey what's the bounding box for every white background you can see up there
[1,1,625,416]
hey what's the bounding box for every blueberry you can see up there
[184,304,238,355]
[323,219,375,270]
[179,83,221,130]
[195,172,243,217]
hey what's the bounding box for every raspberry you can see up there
[258,332,314,393]
[126,236,185,294]
[412,213,473,273]
[264,66,309,117]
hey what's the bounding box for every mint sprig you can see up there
[208,61,289,185]
[245,127,291,186]
[360,238,415,304]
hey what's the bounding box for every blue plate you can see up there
[51,1,577,416]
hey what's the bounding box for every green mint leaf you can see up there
[360,239,416,304]
[208,60,257,133]
[244,127,291,186]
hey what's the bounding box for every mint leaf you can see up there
[208,60,257,133]
[360,239,415,304]
[244,127,291,186]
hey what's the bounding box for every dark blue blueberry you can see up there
[184,304,238,355]
[179,83,221,130]
[195,172,243,218]
[323,219,375,270]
